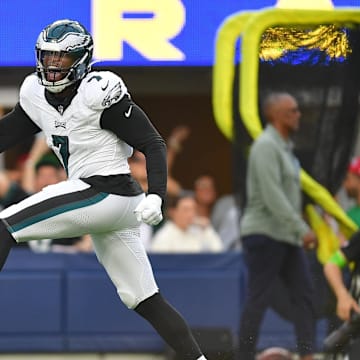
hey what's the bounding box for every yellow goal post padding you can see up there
[213,7,360,237]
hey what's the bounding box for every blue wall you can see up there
[0,249,327,354]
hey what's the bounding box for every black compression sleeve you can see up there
[0,103,41,153]
[100,96,167,200]
[135,293,203,360]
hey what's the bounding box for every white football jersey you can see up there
[19,71,133,179]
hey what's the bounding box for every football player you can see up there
[0,19,207,360]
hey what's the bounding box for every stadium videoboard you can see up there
[0,0,359,67]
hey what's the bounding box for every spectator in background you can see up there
[130,125,191,199]
[323,228,360,323]
[238,92,317,360]
[30,155,62,192]
[211,194,241,251]
[193,175,217,219]
[320,156,360,350]
[0,171,28,210]
[150,193,223,253]
[194,175,241,251]
[6,153,30,185]
[0,104,35,181]
[166,125,191,197]
[342,156,360,227]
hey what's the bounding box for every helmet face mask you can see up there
[38,51,75,83]
[35,19,93,93]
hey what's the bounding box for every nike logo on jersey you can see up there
[124,105,133,118]
[101,80,109,91]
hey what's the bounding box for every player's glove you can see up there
[134,194,163,226]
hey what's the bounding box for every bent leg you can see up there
[92,228,205,360]
[0,180,141,242]
[0,180,111,241]
[135,293,203,360]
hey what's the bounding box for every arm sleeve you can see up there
[100,96,167,200]
[252,141,309,237]
[327,250,347,268]
[0,103,41,153]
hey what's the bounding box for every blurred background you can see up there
[1,1,360,359]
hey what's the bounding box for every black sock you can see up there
[134,292,203,360]
[0,220,16,270]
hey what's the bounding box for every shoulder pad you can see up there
[19,73,42,114]
[19,73,38,102]
[81,71,128,110]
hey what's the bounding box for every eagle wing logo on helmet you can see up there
[63,33,91,52]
